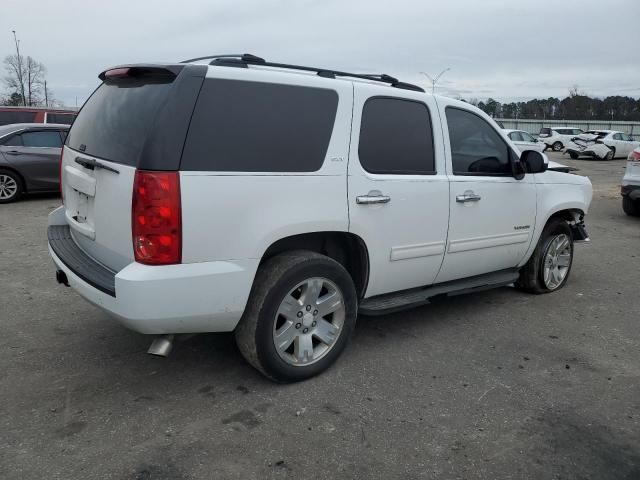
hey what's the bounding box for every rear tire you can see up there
[0,169,24,203]
[622,196,640,217]
[516,218,574,294]
[552,141,563,152]
[235,251,357,383]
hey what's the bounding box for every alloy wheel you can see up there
[272,277,345,366]
[0,174,18,201]
[542,234,572,290]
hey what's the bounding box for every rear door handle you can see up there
[356,194,391,205]
[456,190,482,203]
[4,150,20,155]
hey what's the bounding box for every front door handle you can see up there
[356,194,391,205]
[4,150,20,155]
[456,190,482,203]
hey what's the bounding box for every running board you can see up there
[359,269,520,316]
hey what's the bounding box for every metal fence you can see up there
[495,118,640,140]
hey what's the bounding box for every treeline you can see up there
[461,93,640,121]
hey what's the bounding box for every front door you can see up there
[435,103,537,284]
[348,86,450,298]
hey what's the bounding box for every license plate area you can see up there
[64,165,97,239]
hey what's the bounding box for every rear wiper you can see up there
[75,157,119,174]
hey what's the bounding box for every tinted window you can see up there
[358,98,435,174]
[0,111,37,126]
[446,107,512,175]
[508,131,523,142]
[46,113,76,125]
[539,128,551,135]
[2,134,23,147]
[67,78,175,166]
[22,130,63,148]
[181,79,338,172]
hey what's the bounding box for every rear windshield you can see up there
[46,113,76,125]
[539,128,551,135]
[66,78,173,166]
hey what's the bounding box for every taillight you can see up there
[132,171,181,265]
[629,150,640,161]
[59,148,64,204]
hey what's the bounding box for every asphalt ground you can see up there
[0,151,638,479]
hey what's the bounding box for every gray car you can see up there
[0,123,69,203]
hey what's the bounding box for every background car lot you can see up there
[0,152,638,479]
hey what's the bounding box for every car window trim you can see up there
[445,105,518,177]
[358,95,437,176]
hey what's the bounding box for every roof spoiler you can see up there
[98,64,184,81]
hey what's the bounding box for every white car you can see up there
[47,54,593,382]
[582,130,640,159]
[622,147,640,216]
[503,129,545,153]
[538,127,585,152]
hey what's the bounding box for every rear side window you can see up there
[22,130,63,148]
[446,107,512,176]
[181,79,338,172]
[67,78,174,166]
[358,97,435,175]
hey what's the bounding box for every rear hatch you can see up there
[61,64,206,271]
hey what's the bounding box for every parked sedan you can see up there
[0,123,69,203]
[584,130,640,159]
[503,129,545,153]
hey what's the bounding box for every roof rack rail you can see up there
[181,53,424,93]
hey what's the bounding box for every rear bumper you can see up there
[47,210,257,334]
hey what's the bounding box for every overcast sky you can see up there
[1,0,638,107]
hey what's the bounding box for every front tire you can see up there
[552,141,563,152]
[235,251,357,382]
[0,169,24,203]
[568,151,579,159]
[622,196,640,217]
[605,148,615,160]
[516,218,574,294]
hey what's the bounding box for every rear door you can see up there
[62,64,205,271]
[435,101,537,283]
[348,86,449,297]
[1,129,63,190]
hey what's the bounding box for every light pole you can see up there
[420,68,451,94]
[11,30,27,106]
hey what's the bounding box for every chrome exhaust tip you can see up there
[147,334,175,357]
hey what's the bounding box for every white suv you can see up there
[538,127,585,152]
[48,55,593,382]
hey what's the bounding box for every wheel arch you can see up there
[259,231,370,299]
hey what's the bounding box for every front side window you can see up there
[508,131,523,142]
[358,97,435,175]
[521,132,536,142]
[573,129,584,135]
[21,130,63,148]
[181,79,338,172]
[446,107,512,175]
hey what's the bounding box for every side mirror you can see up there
[520,150,548,174]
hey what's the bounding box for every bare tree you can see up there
[3,54,48,106]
